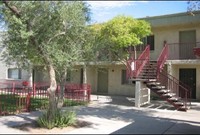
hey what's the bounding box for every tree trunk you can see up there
[47,64,57,120]
[57,69,67,108]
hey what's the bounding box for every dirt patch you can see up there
[13,120,92,134]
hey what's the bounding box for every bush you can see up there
[30,98,49,111]
[63,99,88,107]
[37,109,76,129]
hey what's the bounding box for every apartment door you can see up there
[179,69,196,99]
[80,68,83,84]
[97,68,108,94]
[179,30,196,59]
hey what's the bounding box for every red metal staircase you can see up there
[127,44,191,111]
[145,62,191,111]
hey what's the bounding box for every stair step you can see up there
[139,73,157,76]
[174,102,184,106]
[140,74,156,76]
[137,76,156,79]
[152,86,166,89]
[148,79,157,82]
[142,68,156,71]
[168,97,180,102]
[157,89,171,93]
[162,93,176,97]
[146,82,161,86]
[140,71,156,74]
[138,76,157,79]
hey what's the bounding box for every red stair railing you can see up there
[157,71,191,110]
[156,43,191,110]
[126,45,150,79]
[157,44,169,73]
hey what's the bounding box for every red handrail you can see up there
[126,45,150,79]
[156,44,191,110]
[157,71,191,110]
[157,44,169,73]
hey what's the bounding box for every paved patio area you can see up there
[0,95,200,134]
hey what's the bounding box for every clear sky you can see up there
[86,1,189,24]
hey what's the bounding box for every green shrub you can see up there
[37,109,76,129]
[63,99,88,107]
[30,98,49,111]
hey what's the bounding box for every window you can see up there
[121,69,129,84]
[143,35,155,51]
[147,35,155,51]
[7,68,21,79]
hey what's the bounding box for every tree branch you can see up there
[113,51,127,66]
[2,0,21,18]
[2,1,52,66]
[47,32,66,44]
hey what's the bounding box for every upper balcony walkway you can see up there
[168,42,200,60]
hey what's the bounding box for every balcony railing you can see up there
[168,42,200,60]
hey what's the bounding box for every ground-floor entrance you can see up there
[97,68,108,94]
[179,68,196,99]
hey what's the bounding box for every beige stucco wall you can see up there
[0,60,32,83]
[71,64,135,97]
[150,23,200,60]
[86,66,97,93]
[108,65,135,96]
[167,63,200,100]
[34,69,49,83]
[70,66,97,93]
[70,66,81,84]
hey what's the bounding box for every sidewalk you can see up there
[0,95,200,134]
[0,111,42,134]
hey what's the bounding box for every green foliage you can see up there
[96,15,151,61]
[0,1,92,78]
[101,15,151,47]
[0,94,24,113]
[37,109,76,129]
[30,98,88,111]
[30,97,49,111]
[63,99,88,107]
[0,93,88,115]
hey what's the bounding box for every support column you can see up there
[135,80,151,107]
[28,68,33,88]
[147,88,150,104]
[83,64,87,84]
[167,62,172,75]
[83,64,87,99]
[135,81,141,107]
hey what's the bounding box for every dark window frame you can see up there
[147,35,155,51]
[121,69,129,85]
[7,68,22,79]
[142,35,155,51]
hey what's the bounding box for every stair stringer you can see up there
[146,79,187,111]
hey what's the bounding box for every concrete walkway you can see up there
[0,95,200,134]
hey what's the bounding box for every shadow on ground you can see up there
[1,95,200,134]
[78,95,200,134]
[0,111,42,128]
[110,119,200,134]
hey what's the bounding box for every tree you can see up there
[0,1,91,120]
[97,15,151,63]
[187,1,200,14]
